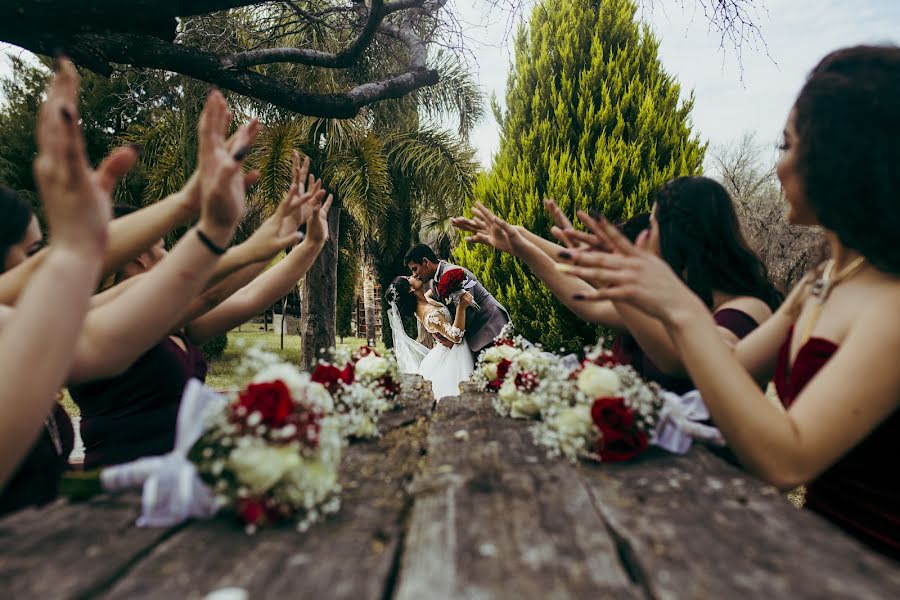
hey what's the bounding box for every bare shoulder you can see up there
[852,283,900,343]
[717,295,774,325]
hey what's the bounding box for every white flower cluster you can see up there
[491,347,575,419]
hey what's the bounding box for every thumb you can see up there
[96,145,140,192]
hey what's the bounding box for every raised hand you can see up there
[305,193,334,246]
[195,90,259,246]
[452,202,518,254]
[33,58,138,255]
[557,216,695,322]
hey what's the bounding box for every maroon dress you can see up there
[612,308,759,394]
[69,333,207,469]
[773,327,900,561]
[0,404,74,515]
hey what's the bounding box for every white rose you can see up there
[484,344,521,364]
[482,362,499,380]
[227,443,301,495]
[576,363,621,398]
[497,379,519,404]
[306,381,335,413]
[555,404,594,437]
[355,355,389,379]
[510,395,541,419]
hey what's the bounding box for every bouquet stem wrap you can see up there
[650,390,725,454]
[99,379,226,527]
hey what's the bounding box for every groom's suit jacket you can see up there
[430,260,510,352]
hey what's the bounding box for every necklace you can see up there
[798,256,867,347]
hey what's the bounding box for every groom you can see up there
[404,243,510,356]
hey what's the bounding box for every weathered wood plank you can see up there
[580,446,900,599]
[95,375,433,600]
[396,391,641,600]
[0,494,178,600]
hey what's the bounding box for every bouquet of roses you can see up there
[311,345,402,439]
[490,346,576,420]
[437,268,480,311]
[63,347,343,534]
[470,329,529,392]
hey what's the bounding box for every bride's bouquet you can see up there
[63,348,343,534]
[437,268,480,310]
[311,345,402,438]
[531,345,724,462]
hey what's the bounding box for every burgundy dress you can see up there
[612,308,759,394]
[773,327,900,561]
[0,404,74,515]
[69,333,207,469]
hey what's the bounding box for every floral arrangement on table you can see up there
[310,345,402,438]
[469,326,530,392]
[64,347,344,534]
[531,345,665,463]
[437,267,480,310]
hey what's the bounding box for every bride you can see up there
[385,275,475,399]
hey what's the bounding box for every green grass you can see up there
[205,325,382,391]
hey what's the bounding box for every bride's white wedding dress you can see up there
[416,302,475,400]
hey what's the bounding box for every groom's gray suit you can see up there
[429,260,510,353]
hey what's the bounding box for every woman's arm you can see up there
[562,217,900,488]
[453,204,624,328]
[0,60,135,485]
[66,91,256,384]
[185,195,332,345]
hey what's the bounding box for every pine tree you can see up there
[455,0,705,351]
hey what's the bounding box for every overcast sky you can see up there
[450,0,900,168]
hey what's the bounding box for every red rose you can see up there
[595,428,648,462]
[238,499,267,526]
[497,358,512,379]
[235,381,294,427]
[495,338,515,347]
[311,363,355,395]
[590,397,636,432]
[352,346,380,361]
[487,378,503,392]
[437,268,466,299]
[380,376,401,398]
[286,406,322,449]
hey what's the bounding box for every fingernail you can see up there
[127,143,143,157]
[559,250,572,260]
[60,107,73,123]
[233,146,251,161]
[573,293,585,300]
[556,263,573,274]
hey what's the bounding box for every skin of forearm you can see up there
[453,303,467,333]
[0,250,45,306]
[0,249,102,486]
[514,238,623,328]
[186,238,326,343]
[68,231,225,384]
[102,185,196,276]
[667,304,806,487]
[614,302,693,375]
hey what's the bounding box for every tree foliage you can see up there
[456,0,705,351]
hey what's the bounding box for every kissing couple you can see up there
[385,244,510,400]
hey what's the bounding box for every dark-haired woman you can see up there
[0,187,75,514]
[385,275,474,399]
[454,177,780,393]
[558,45,900,560]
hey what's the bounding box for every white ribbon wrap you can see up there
[650,390,725,454]
[99,378,227,527]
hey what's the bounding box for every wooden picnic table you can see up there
[1,376,898,599]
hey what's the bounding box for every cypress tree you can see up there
[456,0,705,350]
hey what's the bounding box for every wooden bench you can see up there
[1,377,897,599]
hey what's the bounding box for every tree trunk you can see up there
[362,261,377,347]
[300,198,341,370]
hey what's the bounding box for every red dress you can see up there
[773,327,900,561]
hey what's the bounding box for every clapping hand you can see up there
[33,58,138,256]
[556,215,695,323]
[195,90,259,247]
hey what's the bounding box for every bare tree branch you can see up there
[0,0,453,118]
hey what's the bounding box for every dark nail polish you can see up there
[573,293,585,300]
[559,250,572,260]
[233,146,251,161]
[127,143,143,157]
[60,107,73,123]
